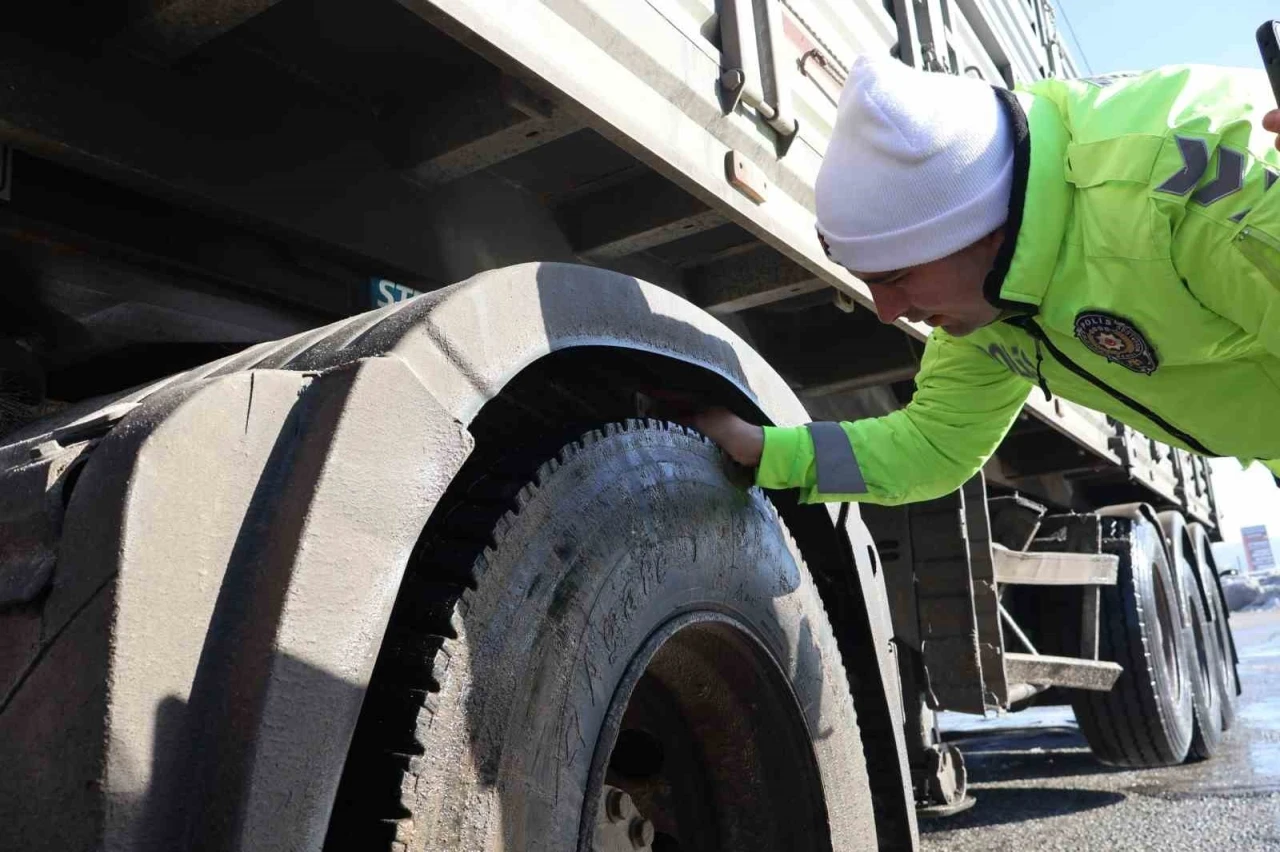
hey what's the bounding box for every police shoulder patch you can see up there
[1074,311,1158,375]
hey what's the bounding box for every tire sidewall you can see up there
[1184,565,1225,758]
[1158,512,1222,757]
[1189,522,1239,729]
[1130,517,1195,763]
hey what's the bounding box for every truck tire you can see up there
[325,420,877,851]
[1157,511,1223,761]
[1183,569,1225,760]
[1072,515,1194,767]
[1189,521,1240,731]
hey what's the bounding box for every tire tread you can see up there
[324,420,759,848]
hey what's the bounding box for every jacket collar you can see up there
[983,87,1073,312]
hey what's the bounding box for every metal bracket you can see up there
[891,0,924,69]
[992,544,1119,586]
[915,743,974,818]
[894,0,952,73]
[718,0,798,153]
[718,0,765,114]
[894,651,976,817]
[987,492,1046,551]
[1005,652,1122,692]
[724,150,769,204]
[1096,502,1164,541]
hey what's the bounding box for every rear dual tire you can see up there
[1072,514,1194,767]
[1189,521,1240,732]
[1158,511,1223,761]
[1072,511,1238,767]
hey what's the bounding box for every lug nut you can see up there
[629,817,655,848]
[605,788,635,824]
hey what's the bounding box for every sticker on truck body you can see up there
[370,278,422,308]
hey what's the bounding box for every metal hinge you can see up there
[719,0,799,153]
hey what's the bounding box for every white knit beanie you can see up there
[815,56,1013,274]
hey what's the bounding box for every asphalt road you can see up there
[919,607,1280,852]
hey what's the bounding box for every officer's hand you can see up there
[684,407,765,468]
[1265,110,1280,150]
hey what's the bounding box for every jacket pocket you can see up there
[1236,225,1280,285]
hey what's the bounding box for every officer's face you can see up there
[856,229,1005,337]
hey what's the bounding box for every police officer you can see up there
[692,58,1280,505]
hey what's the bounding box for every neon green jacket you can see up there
[759,65,1280,505]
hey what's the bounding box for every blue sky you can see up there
[1055,0,1275,74]
[1050,1,1280,548]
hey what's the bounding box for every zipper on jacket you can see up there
[1236,226,1280,283]
[1005,315,1217,456]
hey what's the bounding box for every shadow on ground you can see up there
[919,786,1127,832]
[947,726,1130,783]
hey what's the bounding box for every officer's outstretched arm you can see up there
[756,331,1032,506]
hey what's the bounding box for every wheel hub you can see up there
[578,611,833,852]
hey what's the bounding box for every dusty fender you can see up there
[0,262,912,851]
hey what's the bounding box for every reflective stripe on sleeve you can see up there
[805,421,867,495]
